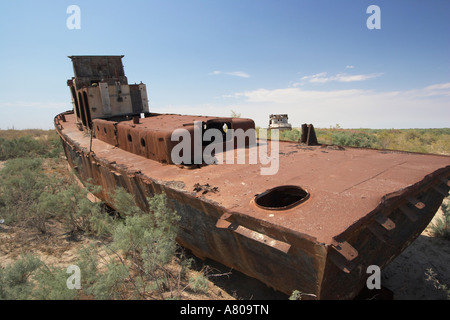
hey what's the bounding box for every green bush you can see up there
[289,289,317,300]
[37,182,114,237]
[0,158,112,236]
[280,128,302,142]
[110,189,183,299]
[258,127,450,154]
[188,273,209,294]
[0,254,77,300]
[0,136,45,160]
[0,254,42,300]
[32,264,78,300]
[0,129,208,300]
[0,133,62,161]
[0,158,53,232]
[430,196,450,240]
[77,245,130,300]
[38,189,191,300]
[0,190,192,300]
[331,131,378,148]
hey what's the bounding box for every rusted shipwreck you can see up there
[269,114,292,130]
[55,55,450,299]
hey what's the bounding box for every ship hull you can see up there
[55,111,450,299]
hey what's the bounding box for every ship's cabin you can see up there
[67,55,149,132]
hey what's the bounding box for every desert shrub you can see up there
[188,273,209,294]
[376,130,395,149]
[0,129,207,300]
[313,128,450,154]
[0,254,77,300]
[289,290,302,300]
[0,157,114,236]
[260,127,449,154]
[430,196,450,240]
[0,136,46,160]
[372,129,450,154]
[48,131,64,157]
[315,129,333,145]
[280,128,302,142]
[74,243,136,300]
[0,163,200,300]
[37,182,114,237]
[77,246,131,300]
[0,190,192,300]
[110,189,183,298]
[230,110,241,118]
[65,189,196,300]
[289,289,317,300]
[0,158,53,232]
[425,268,450,300]
[32,264,78,300]
[0,254,42,300]
[331,131,378,148]
[0,132,62,161]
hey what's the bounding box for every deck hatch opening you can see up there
[255,185,309,210]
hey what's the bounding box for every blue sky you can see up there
[0,0,449,129]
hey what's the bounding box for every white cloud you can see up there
[299,72,383,84]
[345,65,355,69]
[209,70,251,78]
[300,72,329,84]
[225,82,450,129]
[335,73,382,82]
[227,71,251,78]
[421,82,450,96]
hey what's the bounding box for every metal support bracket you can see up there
[329,240,358,273]
[216,212,291,254]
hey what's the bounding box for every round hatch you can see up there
[254,185,309,210]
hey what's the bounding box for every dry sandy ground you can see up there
[381,207,450,299]
[0,204,449,300]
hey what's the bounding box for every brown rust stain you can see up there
[58,112,450,246]
[55,111,450,298]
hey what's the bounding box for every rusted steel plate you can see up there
[55,111,450,299]
[57,112,450,246]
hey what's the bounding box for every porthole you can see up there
[254,185,309,210]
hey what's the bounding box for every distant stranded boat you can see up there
[55,55,450,299]
[268,114,292,130]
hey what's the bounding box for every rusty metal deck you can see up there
[60,112,449,244]
[55,111,450,299]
